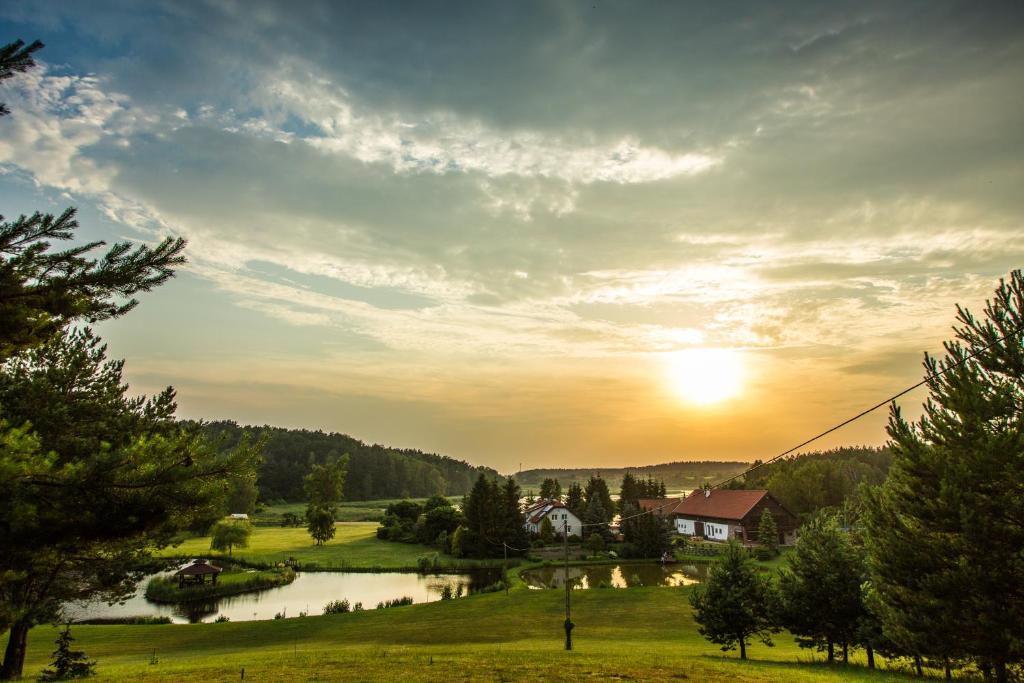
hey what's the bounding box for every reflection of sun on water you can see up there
[666,348,744,406]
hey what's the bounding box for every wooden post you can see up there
[564,520,573,651]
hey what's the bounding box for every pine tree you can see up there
[864,270,1024,682]
[583,476,614,524]
[0,39,44,118]
[618,472,640,512]
[689,540,778,659]
[779,515,865,663]
[757,509,779,556]
[565,482,585,520]
[38,625,94,681]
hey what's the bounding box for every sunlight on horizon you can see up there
[666,348,745,406]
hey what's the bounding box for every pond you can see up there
[64,568,501,624]
[521,562,709,590]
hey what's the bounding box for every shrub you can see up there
[214,615,230,623]
[323,599,351,615]
[353,602,364,611]
[376,596,414,609]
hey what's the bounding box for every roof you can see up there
[674,489,771,522]
[175,560,223,576]
[636,498,685,517]
[523,498,573,524]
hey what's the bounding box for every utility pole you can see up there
[564,520,573,650]
[503,542,509,595]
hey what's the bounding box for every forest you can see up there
[190,421,499,502]
[516,460,747,491]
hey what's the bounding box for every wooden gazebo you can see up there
[175,559,222,588]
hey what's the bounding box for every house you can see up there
[228,513,249,520]
[523,499,582,538]
[639,490,797,545]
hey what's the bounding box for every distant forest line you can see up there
[190,421,500,502]
[515,461,749,491]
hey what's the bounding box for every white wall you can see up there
[675,518,695,535]
[704,522,728,540]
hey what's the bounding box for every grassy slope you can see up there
[157,523,481,570]
[8,586,915,682]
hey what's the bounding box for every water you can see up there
[65,569,499,624]
[521,562,709,589]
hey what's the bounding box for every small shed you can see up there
[175,559,222,588]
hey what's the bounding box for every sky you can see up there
[1,1,1023,473]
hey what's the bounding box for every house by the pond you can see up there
[638,489,797,545]
[523,499,582,538]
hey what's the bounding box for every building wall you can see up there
[524,508,582,537]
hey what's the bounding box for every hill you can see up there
[191,421,500,502]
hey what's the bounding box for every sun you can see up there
[666,348,744,406]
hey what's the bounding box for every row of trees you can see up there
[0,40,259,680]
[457,475,529,558]
[196,421,499,502]
[724,446,892,519]
[694,271,1024,681]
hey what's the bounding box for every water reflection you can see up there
[522,563,708,590]
[66,569,500,624]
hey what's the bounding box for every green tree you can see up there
[1,39,43,118]
[0,46,255,679]
[38,625,94,681]
[757,508,779,556]
[226,474,259,516]
[582,496,610,540]
[303,455,348,508]
[631,511,671,559]
[583,476,614,524]
[306,506,336,546]
[539,516,555,544]
[565,482,585,519]
[779,515,864,663]
[0,332,259,679]
[864,270,1024,682]
[210,520,252,556]
[539,477,561,501]
[618,472,640,512]
[689,540,778,660]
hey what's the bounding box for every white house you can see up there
[523,499,582,538]
[228,513,250,520]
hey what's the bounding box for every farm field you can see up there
[7,584,916,682]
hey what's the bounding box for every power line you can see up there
[712,322,1024,490]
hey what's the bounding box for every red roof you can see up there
[674,489,770,521]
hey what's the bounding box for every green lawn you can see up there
[8,585,920,682]
[255,498,461,525]
[158,523,483,570]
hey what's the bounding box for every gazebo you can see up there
[175,559,222,588]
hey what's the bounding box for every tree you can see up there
[303,455,348,508]
[778,515,865,664]
[864,270,1024,682]
[539,477,561,501]
[0,44,256,679]
[618,472,640,512]
[631,511,672,559]
[689,540,778,660]
[0,331,259,679]
[210,520,252,556]
[582,496,610,540]
[38,625,94,681]
[306,506,336,546]
[565,482,585,519]
[757,509,779,556]
[583,476,614,524]
[539,516,555,544]
[0,39,44,118]
[226,474,259,516]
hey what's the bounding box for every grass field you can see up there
[255,498,462,525]
[6,583,920,682]
[157,523,489,570]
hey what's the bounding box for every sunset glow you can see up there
[667,349,744,406]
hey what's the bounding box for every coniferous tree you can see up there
[690,540,778,660]
[539,477,561,501]
[583,476,614,524]
[38,625,94,681]
[539,516,555,544]
[565,482,585,520]
[618,472,640,512]
[779,515,865,663]
[757,509,779,556]
[864,270,1024,682]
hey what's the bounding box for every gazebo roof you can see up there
[175,560,223,576]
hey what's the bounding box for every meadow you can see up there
[157,522,493,570]
[8,583,920,682]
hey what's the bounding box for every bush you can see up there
[353,602,364,611]
[214,615,230,623]
[567,534,582,544]
[323,599,351,614]
[376,596,414,609]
